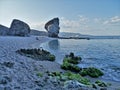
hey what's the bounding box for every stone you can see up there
[3,62,14,68]
[0,76,12,85]
[45,18,60,37]
[0,24,9,36]
[64,80,86,89]
[0,77,7,85]
[4,87,12,90]
[9,19,30,36]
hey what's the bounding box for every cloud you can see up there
[103,16,120,25]
[29,15,120,33]
[30,21,45,30]
[60,15,89,29]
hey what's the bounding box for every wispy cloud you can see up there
[60,15,89,30]
[29,15,120,33]
[103,16,120,25]
[30,21,45,30]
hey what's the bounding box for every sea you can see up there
[40,35,120,82]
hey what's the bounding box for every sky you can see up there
[0,0,120,35]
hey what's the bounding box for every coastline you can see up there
[39,37,120,89]
[0,36,120,90]
[0,36,65,90]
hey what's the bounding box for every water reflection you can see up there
[48,39,60,50]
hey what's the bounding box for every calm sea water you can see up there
[40,39,120,82]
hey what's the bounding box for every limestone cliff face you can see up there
[9,19,31,36]
[45,18,60,37]
[0,25,9,36]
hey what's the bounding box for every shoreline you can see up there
[0,36,120,90]
[0,36,65,90]
[39,37,120,89]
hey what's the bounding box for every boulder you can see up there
[45,18,60,37]
[9,19,30,36]
[0,25,9,36]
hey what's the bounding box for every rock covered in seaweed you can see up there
[45,18,60,37]
[9,19,30,36]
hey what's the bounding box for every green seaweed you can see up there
[61,60,81,72]
[80,67,104,78]
[36,72,43,77]
[47,71,91,85]
[95,80,107,87]
[16,48,55,61]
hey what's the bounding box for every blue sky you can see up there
[0,0,120,35]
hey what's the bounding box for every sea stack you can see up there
[9,19,31,36]
[45,18,60,37]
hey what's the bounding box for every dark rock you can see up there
[0,24,9,36]
[0,77,7,85]
[4,87,12,90]
[100,87,107,90]
[3,62,14,68]
[9,19,30,36]
[92,84,97,89]
[34,80,44,87]
[0,76,12,85]
[45,18,60,37]
[16,48,55,61]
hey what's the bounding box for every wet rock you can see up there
[3,62,14,68]
[0,76,12,85]
[34,80,45,87]
[16,48,55,61]
[0,77,7,85]
[4,86,12,90]
[100,87,107,90]
[45,18,60,37]
[9,19,30,36]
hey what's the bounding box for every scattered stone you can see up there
[9,19,30,36]
[45,18,60,37]
[34,80,45,87]
[3,62,14,68]
[0,76,12,85]
[4,86,12,90]
[0,77,7,85]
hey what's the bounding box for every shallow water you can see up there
[40,39,120,82]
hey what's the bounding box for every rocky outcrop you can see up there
[9,19,30,36]
[45,18,60,37]
[0,25,9,36]
[30,29,48,36]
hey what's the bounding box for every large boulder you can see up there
[45,18,60,37]
[0,25,9,36]
[9,19,30,36]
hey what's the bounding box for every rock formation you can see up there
[45,18,60,37]
[0,25,9,36]
[9,19,30,36]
